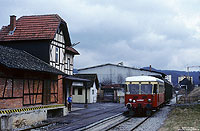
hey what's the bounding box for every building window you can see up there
[92,89,94,95]
[55,47,59,63]
[78,88,82,95]
[67,58,70,74]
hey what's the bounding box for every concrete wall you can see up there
[78,64,161,84]
[0,106,67,130]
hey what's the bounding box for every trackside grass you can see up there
[159,105,200,131]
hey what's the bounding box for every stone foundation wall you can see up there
[0,106,67,130]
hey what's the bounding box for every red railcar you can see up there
[125,76,165,116]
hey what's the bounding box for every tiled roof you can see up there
[0,14,63,41]
[0,45,64,74]
[66,46,80,55]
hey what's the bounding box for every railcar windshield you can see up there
[141,84,153,94]
[128,84,139,94]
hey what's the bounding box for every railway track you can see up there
[130,116,150,131]
[76,113,128,131]
[21,105,159,131]
[105,116,149,131]
[50,106,125,131]
[20,106,125,131]
[77,113,153,131]
[107,112,155,131]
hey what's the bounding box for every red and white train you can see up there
[125,76,170,116]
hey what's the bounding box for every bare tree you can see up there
[101,77,112,85]
[117,74,124,84]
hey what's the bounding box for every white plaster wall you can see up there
[90,83,97,103]
[72,87,95,103]
[50,31,74,75]
[72,88,87,103]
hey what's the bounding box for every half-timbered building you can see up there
[0,14,79,75]
[0,15,85,130]
[0,45,68,130]
[0,45,65,108]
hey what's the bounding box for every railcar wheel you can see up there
[146,110,152,116]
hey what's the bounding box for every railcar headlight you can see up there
[133,100,136,103]
[129,99,132,102]
[148,99,152,102]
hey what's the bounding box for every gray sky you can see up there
[1,0,200,71]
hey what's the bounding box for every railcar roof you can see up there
[126,76,164,83]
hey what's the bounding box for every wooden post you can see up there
[64,79,67,107]
[84,82,88,108]
[64,79,72,107]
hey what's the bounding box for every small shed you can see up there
[101,84,126,103]
[72,74,99,103]
[179,78,194,92]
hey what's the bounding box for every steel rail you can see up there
[76,113,124,131]
[105,117,132,131]
[131,116,150,131]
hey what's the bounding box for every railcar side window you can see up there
[141,84,152,94]
[159,84,164,93]
[128,84,139,94]
[153,84,157,94]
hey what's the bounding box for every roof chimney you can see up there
[10,15,16,31]
[149,65,152,71]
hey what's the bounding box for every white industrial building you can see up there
[78,63,165,85]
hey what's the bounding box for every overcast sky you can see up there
[1,0,200,71]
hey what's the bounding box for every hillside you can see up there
[142,67,200,86]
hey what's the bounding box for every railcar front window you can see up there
[141,84,152,94]
[128,84,139,94]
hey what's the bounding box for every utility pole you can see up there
[186,66,200,82]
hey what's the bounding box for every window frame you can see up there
[55,47,59,63]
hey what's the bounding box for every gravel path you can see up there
[134,106,171,131]
[134,97,176,131]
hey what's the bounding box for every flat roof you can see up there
[126,76,164,83]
